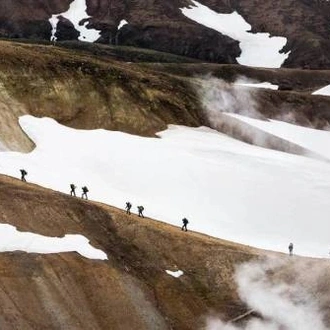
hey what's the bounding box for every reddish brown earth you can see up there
[1,172,330,329]
[0,174,262,329]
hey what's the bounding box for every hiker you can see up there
[137,205,144,218]
[125,202,132,215]
[288,242,293,256]
[181,218,189,232]
[51,36,56,46]
[20,169,27,182]
[70,183,76,197]
[81,186,89,200]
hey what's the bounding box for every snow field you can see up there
[1,116,330,258]
[180,0,289,68]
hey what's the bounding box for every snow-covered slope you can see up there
[228,113,330,160]
[0,116,330,258]
[180,0,289,68]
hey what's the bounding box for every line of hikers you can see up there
[19,170,299,245]
[20,170,89,200]
[126,201,189,231]
[125,202,145,218]
[20,169,190,231]
[70,183,89,199]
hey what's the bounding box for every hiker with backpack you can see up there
[70,184,76,197]
[81,186,89,200]
[125,202,132,215]
[137,205,144,218]
[181,218,189,232]
[288,242,294,256]
[20,169,27,182]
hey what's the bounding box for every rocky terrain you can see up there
[2,0,330,68]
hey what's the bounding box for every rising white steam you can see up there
[194,75,315,156]
[196,75,262,120]
[205,257,330,330]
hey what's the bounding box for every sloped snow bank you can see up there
[1,116,330,258]
[180,0,289,68]
[228,113,330,160]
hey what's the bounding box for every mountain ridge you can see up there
[2,0,330,68]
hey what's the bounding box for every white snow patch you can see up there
[312,85,330,96]
[166,270,184,278]
[234,81,279,90]
[180,0,289,68]
[1,116,330,258]
[118,20,128,30]
[0,223,107,260]
[49,0,101,42]
[228,113,330,160]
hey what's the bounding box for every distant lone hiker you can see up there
[125,202,132,215]
[70,184,76,197]
[20,169,27,182]
[181,218,189,232]
[50,36,56,46]
[137,206,144,218]
[288,242,294,256]
[81,186,89,200]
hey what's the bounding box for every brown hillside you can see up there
[2,40,330,157]
[0,173,265,329]
[1,175,330,329]
[0,40,204,152]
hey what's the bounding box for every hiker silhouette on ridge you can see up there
[20,169,27,182]
[137,205,144,218]
[70,183,76,197]
[181,218,189,232]
[81,186,89,200]
[288,242,294,256]
[125,202,132,215]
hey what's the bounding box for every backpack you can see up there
[20,169,27,175]
[70,184,76,189]
[83,186,89,193]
